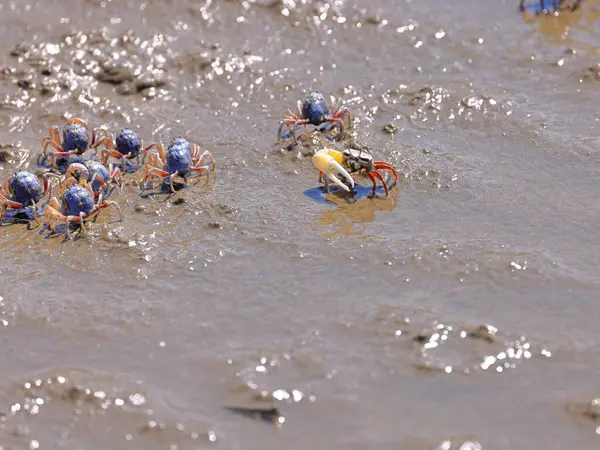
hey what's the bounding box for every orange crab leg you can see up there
[92,136,114,158]
[142,166,169,184]
[108,164,123,187]
[68,118,88,127]
[373,162,398,182]
[90,172,107,190]
[335,107,351,129]
[278,117,307,142]
[42,172,61,198]
[139,142,165,163]
[50,150,80,169]
[192,147,216,171]
[90,127,109,147]
[96,198,123,222]
[41,126,62,156]
[325,117,345,132]
[101,148,124,165]
[368,171,389,196]
[42,140,63,155]
[0,200,25,221]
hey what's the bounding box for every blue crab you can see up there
[44,179,123,240]
[61,160,122,200]
[40,118,109,169]
[141,137,216,193]
[277,92,351,142]
[0,170,57,223]
[93,128,153,172]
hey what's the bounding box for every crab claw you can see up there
[312,149,354,192]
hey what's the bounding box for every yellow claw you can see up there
[312,148,354,192]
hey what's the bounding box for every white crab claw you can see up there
[312,150,354,192]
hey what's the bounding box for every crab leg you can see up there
[167,171,181,193]
[60,177,80,195]
[109,164,123,187]
[142,165,169,186]
[92,136,114,158]
[42,139,63,155]
[41,126,62,156]
[0,200,25,221]
[44,202,64,232]
[65,162,90,181]
[68,118,88,128]
[101,148,123,165]
[90,127,110,148]
[373,162,398,182]
[42,172,61,198]
[90,173,107,195]
[367,170,389,196]
[335,107,352,129]
[30,200,40,225]
[98,200,123,222]
[312,149,354,192]
[278,116,307,142]
[325,117,345,133]
[192,147,216,171]
[65,212,86,240]
[50,150,81,169]
[139,143,165,164]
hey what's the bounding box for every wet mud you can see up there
[1,0,600,449]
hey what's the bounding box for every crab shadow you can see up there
[0,208,44,229]
[519,0,600,35]
[304,182,399,237]
[38,212,107,243]
[138,176,215,202]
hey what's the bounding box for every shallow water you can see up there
[1,0,600,448]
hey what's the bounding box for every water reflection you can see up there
[306,183,399,238]
[519,0,583,18]
[519,0,600,36]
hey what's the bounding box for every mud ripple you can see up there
[577,64,600,83]
[0,368,216,449]
[4,27,172,111]
[378,84,516,131]
[566,396,600,436]
[225,350,319,427]
[345,306,552,376]
[386,239,580,285]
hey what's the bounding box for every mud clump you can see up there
[0,144,15,163]
[567,397,600,422]
[579,65,600,83]
[347,306,552,376]
[5,28,171,106]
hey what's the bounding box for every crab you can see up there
[61,160,122,199]
[312,147,398,196]
[277,92,352,143]
[40,118,109,169]
[93,128,153,172]
[141,137,216,193]
[519,0,582,20]
[44,179,123,240]
[0,170,57,224]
